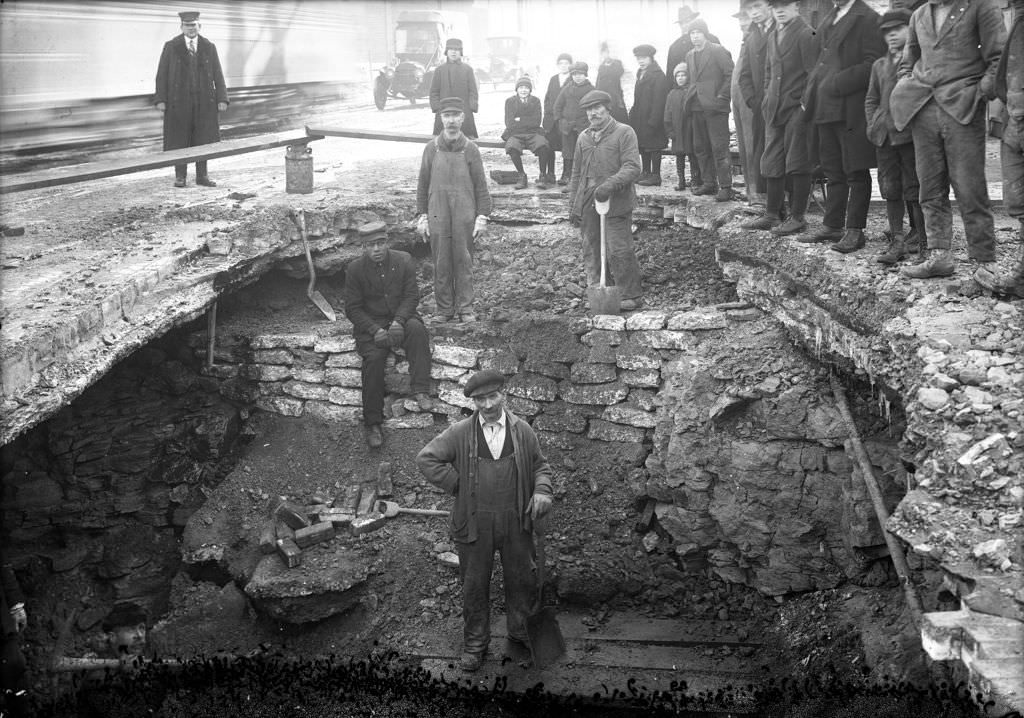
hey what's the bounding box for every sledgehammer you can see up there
[376,500,449,519]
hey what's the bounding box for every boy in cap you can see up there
[154,11,229,188]
[667,5,721,81]
[683,22,735,201]
[741,0,815,235]
[344,222,433,449]
[553,62,595,187]
[864,9,924,265]
[629,44,671,186]
[429,38,479,138]
[664,62,695,191]
[416,369,553,672]
[416,97,492,323]
[542,53,574,187]
[503,76,554,190]
[569,90,644,311]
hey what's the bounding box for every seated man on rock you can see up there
[344,222,433,448]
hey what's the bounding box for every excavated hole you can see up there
[1,216,957,714]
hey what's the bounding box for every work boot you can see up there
[797,225,844,244]
[715,188,732,202]
[414,392,434,412]
[831,229,866,254]
[674,179,687,191]
[692,184,718,196]
[459,650,485,672]
[876,233,907,265]
[514,173,528,190]
[902,249,955,279]
[536,174,548,190]
[196,176,217,187]
[974,258,1024,299]
[771,216,807,236]
[365,424,383,449]
[637,173,662,186]
[741,214,781,231]
[174,178,186,188]
[904,227,921,254]
[557,161,572,185]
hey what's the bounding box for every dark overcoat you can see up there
[663,86,693,154]
[596,59,629,123]
[865,55,913,147]
[554,79,595,133]
[343,249,421,344]
[762,17,817,127]
[629,62,671,150]
[800,0,884,171]
[666,30,721,87]
[154,34,228,150]
[543,72,570,150]
[738,21,771,110]
[683,43,734,115]
[429,60,479,138]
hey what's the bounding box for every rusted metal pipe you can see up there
[830,375,924,629]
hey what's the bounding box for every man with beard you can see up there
[416,98,491,323]
[416,370,553,672]
[569,90,644,311]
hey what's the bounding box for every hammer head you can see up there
[376,499,399,517]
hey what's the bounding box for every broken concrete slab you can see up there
[245,550,369,623]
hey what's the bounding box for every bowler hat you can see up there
[178,11,200,22]
[633,44,656,58]
[357,221,387,242]
[878,8,911,31]
[515,75,533,91]
[570,61,589,75]
[579,90,612,110]
[438,97,465,113]
[445,38,463,51]
[464,369,506,398]
[675,5,700,24]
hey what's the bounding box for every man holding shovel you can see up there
[568,90,644,311]
[415,369,553,672]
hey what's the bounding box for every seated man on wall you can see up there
[344,222,433,449]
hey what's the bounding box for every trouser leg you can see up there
[675,154,686,186]
[402,317,431,394]
[581,204,602,287]
[641,152,652,174]
[508,149,525,174]
[456,517,496,655]
[765,175,786,218]
[538,146,554,176]
[818,122,848,229]
[886,200,905,237]
[196,160,209,179]
[452,220,475,313]
[430,223,455,315]
[947,111,996,261]
[174,164,187,180]
[707,113,732,189]
[693,112,715,188]
[789,173,811,218]
[356,341,388,426]
[605,213,643,299]
[497,521,536,642]
[912,102,953,251]
[650,151,662,178]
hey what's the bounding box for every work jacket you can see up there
[994,9,1024,146]
[554,79,595,133]
[542,72,570,133]
[504,94,544,136]
[865,54,913,147]
[762,16,817,127]
[738,20,773,110]
[567,117,642,218]
[154,34,228,150]
[416,410,553,543]
[343,250,420,342]
[429,60,479,113]
[683,43,734,115]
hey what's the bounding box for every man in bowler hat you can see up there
[429,38,479,138]
[416,370,553,672]
[154,11,229,188]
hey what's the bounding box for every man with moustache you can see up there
[416,370,553,672]
[569,90,644,311]
[416,98,491,323]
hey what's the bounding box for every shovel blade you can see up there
[525,607,566,669]
[309,291,337,321]
[587,285,621,316]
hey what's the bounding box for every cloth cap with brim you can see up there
[579,90,613,110]
[675,5,700,24]
[633,44,657,58]
[439,97,465,113]
[515,76,533,90]
[570,61,589,75]
[687,18,710,36]
[557,52,573,64]
[445,38,463,51]
[673,62,688,76]
[178,11,200,22]
[464,369,506,398]
[357,221,388,242]
[878,8,911,31]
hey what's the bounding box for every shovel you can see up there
[586,198,621,315]
[375,500,449,519]
[296,209,336,321]
[525,520,566,669]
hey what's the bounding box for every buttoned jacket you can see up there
[343,249,420,341]
[761,16,817,127]
[738,20,772,110]
[865,54,913,147]
[683,43,734,115]
[567,118,642,218]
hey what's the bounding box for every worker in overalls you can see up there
[415,97,492,323]
[415,370,553,672]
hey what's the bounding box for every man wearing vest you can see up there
[154,10,229,188]
[416,370,553,672]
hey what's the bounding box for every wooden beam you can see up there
[306,125,506,149]
[0,129,325,194]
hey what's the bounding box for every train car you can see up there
[0,0,389,154]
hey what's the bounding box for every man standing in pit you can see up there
[569,90,644,311]
[344,222,433,449]
[154,10,229,188]
[416,97,491,323]
[893,0,1006,279]
[416,370,553,672]
[429,39,479,139]
[975,0,1024,299]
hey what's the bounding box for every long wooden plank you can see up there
[0,130,324,194]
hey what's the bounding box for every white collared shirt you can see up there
[833,0,856,24]
[185,35,197,53]
[478,411,507,460]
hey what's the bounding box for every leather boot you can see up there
[798,225,844,244]
[741,214,781,230]
[771,215,807,236]
[902,249,955,278]
[831,229,866,254]
[557,160,572,185]
[974,241,1024,299]
[876,233,907,265]
[514,173,528,190]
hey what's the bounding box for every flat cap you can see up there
[579,89,612,110]
[445,37,463,50]
[438,96,465,113]
[570,61,589,75]
[464,369,506,398]
[633,44,656,58]
[515,75,533,90]
[878,8,911,31]
[557,52,573,64]
[357,221,387,241]
[178,11,200,22]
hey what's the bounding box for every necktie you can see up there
[188,39,196,55]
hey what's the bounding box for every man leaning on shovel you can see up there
[568,90,644,312]
[415,369,553,672]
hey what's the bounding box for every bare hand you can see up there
[373,328,389,347]
[527,493,552,521]
[11,604,27,632]
[473,215,488,239]
[416,214,430,240]
[217,102,228,112]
